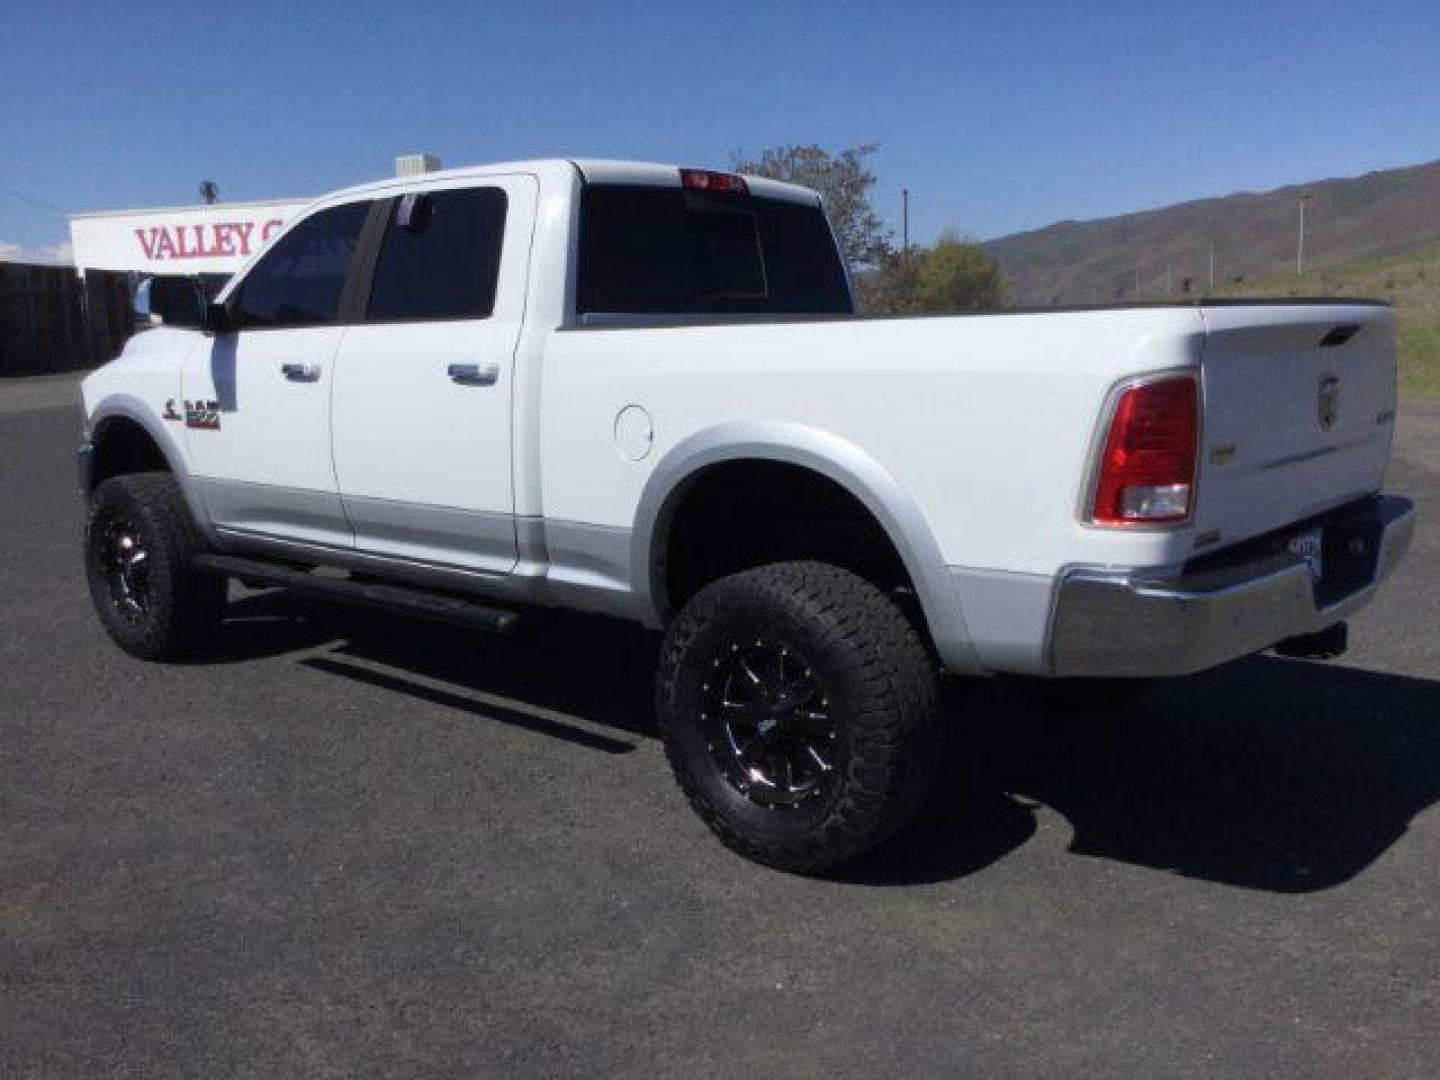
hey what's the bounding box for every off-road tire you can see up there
[656,561,943,873]
[84,472,225,659]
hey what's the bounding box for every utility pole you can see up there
[1208,236,1215,291]
[1297,194,1311,277]
[901,188,913,309]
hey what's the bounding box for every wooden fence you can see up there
[0,263,135,377]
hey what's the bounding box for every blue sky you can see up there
[1,0,1436,258]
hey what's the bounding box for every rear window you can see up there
[576,185,852,316]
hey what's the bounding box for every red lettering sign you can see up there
[132,217,288,262]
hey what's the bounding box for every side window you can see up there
[366,187,508,322]
[229,201,369,329]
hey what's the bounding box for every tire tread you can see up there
[84,472,223,659]
[656,561,942,872]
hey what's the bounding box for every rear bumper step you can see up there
[1049,494,1414,678]
[193,554,519,634]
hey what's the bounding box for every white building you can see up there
[65,156,442,279]
[68,197,310,277]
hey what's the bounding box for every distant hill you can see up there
[984,159,1440,307]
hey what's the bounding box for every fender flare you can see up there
[630,420,982,675]
[85,395,214,540]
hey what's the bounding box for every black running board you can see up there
[193,554,519,634]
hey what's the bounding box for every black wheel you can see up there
[84,472,226,660]
[656,561,943,873]
[1006,676,1152,711]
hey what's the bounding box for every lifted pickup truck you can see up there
[78,159,1415,871]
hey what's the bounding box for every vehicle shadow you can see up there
[841,656,1440,891]
[206,590,660,739]
[210,591,1440,894]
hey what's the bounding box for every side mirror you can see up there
[140,275,208,329]
[133,278,159,325]
[203,299,230,334]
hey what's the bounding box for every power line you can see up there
[0,185,68,218]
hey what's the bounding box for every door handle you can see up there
[281,362,321,382]
[448,362,500,386]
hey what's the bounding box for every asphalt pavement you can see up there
[3,375,1438,1078]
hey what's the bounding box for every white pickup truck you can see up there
[78,158,1415,871]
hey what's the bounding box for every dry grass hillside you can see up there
[985,159,1440,311]
[1209,242,1440,397]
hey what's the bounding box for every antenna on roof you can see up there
[198,180,219,205]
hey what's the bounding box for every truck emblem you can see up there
[1318,374,1339,431]
[184,400,221,430]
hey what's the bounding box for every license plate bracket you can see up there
[1287,525,1324,580]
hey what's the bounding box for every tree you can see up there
[732,143,892,269]
[913,229,1008,311]
[732,145,1010,314]
[853,248,923,315]
[857,232,1008,315]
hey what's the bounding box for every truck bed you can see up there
[568,296,1390,331]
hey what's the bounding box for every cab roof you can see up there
[317,158,822,207]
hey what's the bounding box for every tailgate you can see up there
[1194,303,1396,547]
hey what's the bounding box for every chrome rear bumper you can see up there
[1049,495,1416,679]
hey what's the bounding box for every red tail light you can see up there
[1090,375,1199,526]
[679,168,748,195]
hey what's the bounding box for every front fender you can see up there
[84,394,214,541]
[630,420,982,676]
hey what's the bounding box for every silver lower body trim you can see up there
[947,566,1057,674]
[198,476,351,548]
[213,515,643,623]
[342,491,517,575]
[1049,495,1415,679]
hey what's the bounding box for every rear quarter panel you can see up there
[539,308,1208,579]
